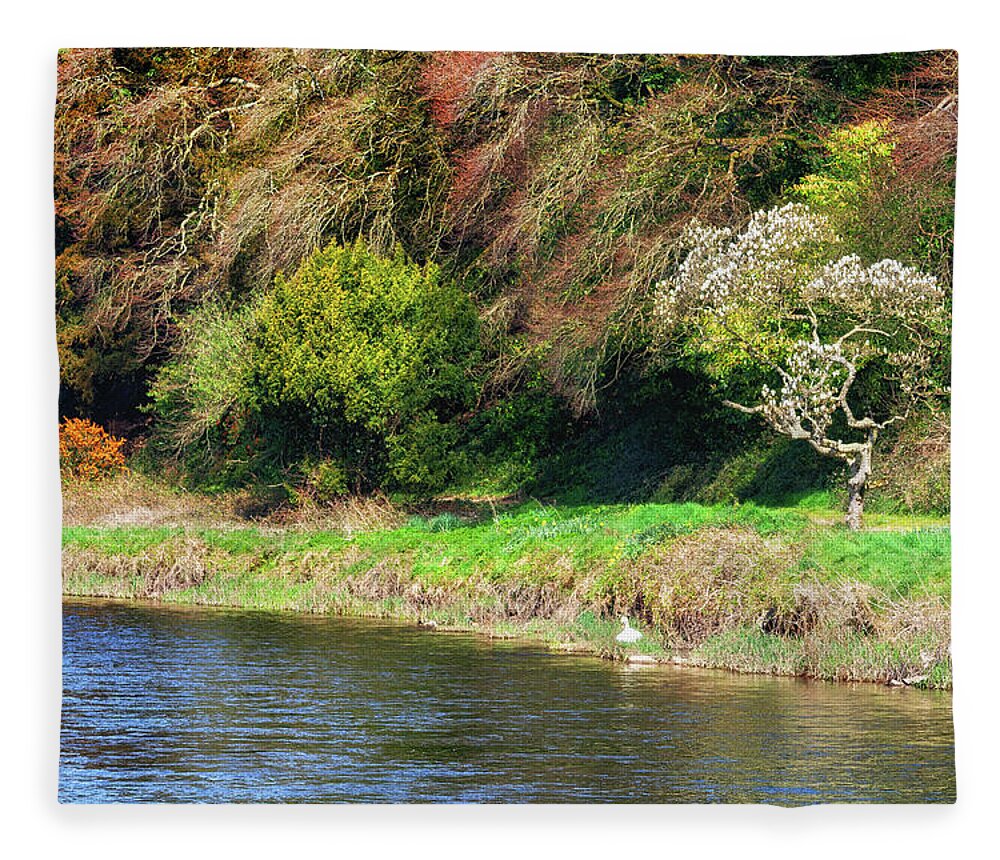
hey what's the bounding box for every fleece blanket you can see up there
[56,48,955,804]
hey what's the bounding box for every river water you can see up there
[59,598,955,803]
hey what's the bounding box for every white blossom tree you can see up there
[654,203,948,529]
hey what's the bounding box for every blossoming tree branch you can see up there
[653,203,948,529]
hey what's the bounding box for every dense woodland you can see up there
[55,49,956,516]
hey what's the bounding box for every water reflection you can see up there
[60,599,955,803]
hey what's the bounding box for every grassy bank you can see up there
[61,488,952,689]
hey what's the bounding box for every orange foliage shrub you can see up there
[59,418,128,481]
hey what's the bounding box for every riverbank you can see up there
[61,486,952,689]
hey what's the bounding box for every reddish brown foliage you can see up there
[850,53,957,286]
[851,53,957,189]
[419,51,500,128]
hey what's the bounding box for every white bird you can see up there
[616,616,642,644]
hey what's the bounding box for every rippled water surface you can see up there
[60,599,955,803]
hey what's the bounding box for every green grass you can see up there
[197,529,350,556]
[693,628,805,676]
[167,570,323,613]
[783,489,838,511]
[62,526,183,555]
[342,500,810,582]
[693,626,952,688]
[861,511,951,529]
[62,501,947,595]
[61,499,818,616]
[797,528,951,599]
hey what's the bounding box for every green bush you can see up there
[305,459,351,504]
[793,121,895,216]
[148,240,480,496]
[250,239,480,493]
[387,415,462,495]
[455,369,569,495]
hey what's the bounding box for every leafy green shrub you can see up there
[304,459,351,504]
[255,242,472,416]
[251,239,479,493]
[457,368,569,495]
[148,240,480,496]
[387,416,462,495]
[793,121,895,215]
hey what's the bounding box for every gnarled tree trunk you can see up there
[845,451,869,531]
[844,431,876,530]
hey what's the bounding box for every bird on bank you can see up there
[616,616,642,644]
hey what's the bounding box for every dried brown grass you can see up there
[61,473,405,534]
[62,539,210,599]
[625,527,798,642]
[62,473,236,528]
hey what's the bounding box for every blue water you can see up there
[59,598,956,803]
